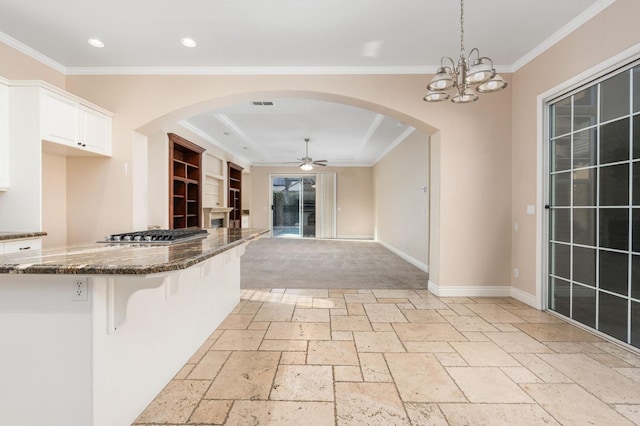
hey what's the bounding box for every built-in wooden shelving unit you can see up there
[227,162,243,228]
[169,133,204,229]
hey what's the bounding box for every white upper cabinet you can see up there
[41,90,78,147]
[80,104,112,155]
[40,88,112,156]
[0,81,8,191]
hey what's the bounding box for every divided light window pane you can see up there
[573,284,596,328]
[599,292,628,342]
[634,115,640,159]
[573,246,596,287]
[574,128,597,168]
[573,86,598,131]
[549,277,571,317]
[599,208,629,251]
[599,250,629,296]
[599,164,629,206]
[601,70,630,122]
[633,66,640,113]
[551,208,570,242]
[551,173,571,206]
[552,97,572,137]
[600,118,630,164]
[632,255,640,299]
[633,163,640,205]
[552,136,571,171]
[572,169,596,206]
[632,301,640,347]
[573,208,596,246]
[550,242,571,280]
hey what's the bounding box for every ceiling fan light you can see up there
[423,91,450,102]
[466,58,495,84]
[427,67,455,91]
[300,163,313,171]
[451,88,479,104]
[477,74,508,93]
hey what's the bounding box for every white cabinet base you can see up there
[0,244,245,426]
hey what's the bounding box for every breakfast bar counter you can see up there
[0,227,267,274]
[0,227,269,426]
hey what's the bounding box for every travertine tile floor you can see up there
[133,289,640,425]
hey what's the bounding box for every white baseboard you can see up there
[377,240,429,273]
[510,287,539,309]
[428,280,538,309]
[336,235,374,240]
[428,280,510,297]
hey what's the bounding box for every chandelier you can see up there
[423,0,507,103]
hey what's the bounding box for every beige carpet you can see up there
[241,238,428,289]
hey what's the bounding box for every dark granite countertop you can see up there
[0,231,47,242]
[0,228,268,275]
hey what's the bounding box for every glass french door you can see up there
[271,176,316,238]
[547,61,640,348]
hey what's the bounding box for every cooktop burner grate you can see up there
[99,228,209,244]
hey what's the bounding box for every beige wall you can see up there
[511,0,640,300]
[374,130,429,267]
[250,166,374,238]
[41,152,67,248]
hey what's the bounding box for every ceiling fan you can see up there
[298,138,327,171]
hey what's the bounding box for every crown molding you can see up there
[511,0,616,72]
[0,32,67,74]
[65,65,440,76]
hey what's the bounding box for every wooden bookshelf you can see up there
[227,162,243,228]
[169,133,204,229]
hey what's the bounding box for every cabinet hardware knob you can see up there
[82,143,86,147]
[77,142,82,146]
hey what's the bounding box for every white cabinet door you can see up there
[40,89,112,157]
[41,90,79,148]
[80,105,112,155]
[0,82,8,191]
[3,238,41,254]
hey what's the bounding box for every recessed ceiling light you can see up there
[181,38,197,48]
[87,38,104,48]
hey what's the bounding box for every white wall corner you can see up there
[377,240,428,273]
[511,287,540,309]
[428,280,440,296]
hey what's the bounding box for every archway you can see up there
[135,90,437,277]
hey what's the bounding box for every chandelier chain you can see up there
[423,0,507,103]
[460,0,465,57]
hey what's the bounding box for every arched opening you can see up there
[136,90,438,278]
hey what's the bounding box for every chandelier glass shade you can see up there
[424,0,507,104]
[300,162,313,171]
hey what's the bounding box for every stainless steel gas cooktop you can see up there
[99,228,209,245]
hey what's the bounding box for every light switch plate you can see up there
[526,205,535,215]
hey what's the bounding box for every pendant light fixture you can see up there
[423,0,507,103]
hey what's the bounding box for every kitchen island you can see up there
[0,227,268,426]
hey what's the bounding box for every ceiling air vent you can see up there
[251,101,274,106]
